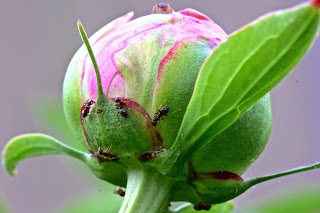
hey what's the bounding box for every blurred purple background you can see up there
[0,0,319,212]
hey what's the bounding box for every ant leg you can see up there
[105,144,112,153]
[156,99,167,113]
[167,4,173,14]
[152,6,157,14]
[152,99,166,118]
[111,106,120,114]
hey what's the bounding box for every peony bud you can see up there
[64,9,232,154]
[64,8,271,207]
[4,2,319,212]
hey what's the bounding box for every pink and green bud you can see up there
[64,9,231,153]
[63,9,272,206]
[3,2,319,212]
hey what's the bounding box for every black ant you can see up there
[81,99,95,118]
[152,3,173,14]
[138,149,166,162]
[138,151,156,162]
[115,97,128,118]
[97,145,119,161]
[151,106,169,126]
[114,188,126,197]
[114,97,124,108]
[194,204,212,211]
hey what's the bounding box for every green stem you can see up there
[119,165,174,213]
[246,161,320,187]
[77,20,104,102]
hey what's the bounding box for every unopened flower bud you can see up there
[64,8,271,206]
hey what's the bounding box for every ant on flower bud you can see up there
[114,97,128,118]
[152,3,173,14]
[114,188,126,197]
[151,106,169,126]
[81,99,95,118]
[97,145,119,161]
[194,204,212,211]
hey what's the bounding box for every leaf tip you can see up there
[5,167,16,177]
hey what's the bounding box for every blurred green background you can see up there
[0,0,319,212]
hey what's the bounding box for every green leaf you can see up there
[165,2,320,173]
[170,202,234,213]
[2,134,90,176]
[242,184,320,213]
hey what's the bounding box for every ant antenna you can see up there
[168,108,182,116]
[158,99,166,110]
[77,20,104,103]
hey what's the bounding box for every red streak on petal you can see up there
[201,171,244,181]
[312,0,320,8]
[157,41,180,82]
[156,37,217,90]
[179,9,210,21]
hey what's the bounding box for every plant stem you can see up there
[246,161,320,187]
[119,165,174,213]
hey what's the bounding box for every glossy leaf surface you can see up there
[165,2,320,173]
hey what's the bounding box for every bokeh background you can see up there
[1,0,319,212]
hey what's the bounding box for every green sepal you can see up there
[161,1,320,176]
[63,16,133,150]
[85,95,164,155]
[77,21,164,155]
